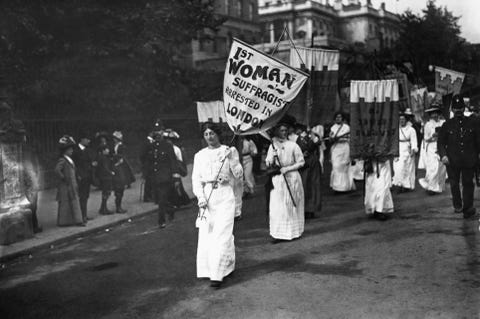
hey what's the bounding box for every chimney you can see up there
[380,2,386,11]
[367,0,372,7]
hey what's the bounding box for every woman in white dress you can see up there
[418,106,446,194]
[329,112,356,192]
[241,137,258,196]
[393,114,418,191]
[266,123,305,242]
[364,158,394,221]
[192,123,243,288]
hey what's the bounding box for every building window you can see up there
[236,0,243,18]
[248,2,254,20]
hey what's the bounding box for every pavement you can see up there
[0,165,195,262]
[2,174,480,318]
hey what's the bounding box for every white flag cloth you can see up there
[196,101,226,123]
[223,39,308,135]
[435,66,465,95]
[350,79,399,103]
[289,46,339,71]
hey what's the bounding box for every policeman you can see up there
[142,124,179,228]
[438,95,480,219]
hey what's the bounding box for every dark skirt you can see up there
[299,154,322,213]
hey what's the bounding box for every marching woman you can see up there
[418,105,446,194]
[266,122,305,242]
[329,112,356,193]
[364,157,394,221]
[192,123,243,289]
[393,113,418,191]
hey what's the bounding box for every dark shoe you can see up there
[463,208,477,219]
[116,208,127,214]
[271,238,282,244]
[33,226,43,233]
[77,223,87,227]
[86,216,94,221]
[210,280,222,289]
[374,212,388,221]
[454,208,463,214]
[234,215,242,221]
[159,223,166,229]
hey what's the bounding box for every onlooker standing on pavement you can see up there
[140,132,155,202]
[438,95,480,218]
[265,122,305,242]
[142,124,178,228]
[96,144,115,215]
[72,132,97,222]
[192,123,243,288]
[112,131,135,214]
[23,142,42,233]
[55,135,85,227]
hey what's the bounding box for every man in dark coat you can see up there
[438,95,480,219]
[142,126,179,228]
[72,132,97,222]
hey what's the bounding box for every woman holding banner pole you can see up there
[192,123,243,289]
[266,122,305,242]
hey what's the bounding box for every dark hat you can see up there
[452,95,465,109]
[95,131,109,139]
[276,114,296,128]
[153,118,165,132]
[78,130,91,140]
[58,135,76,150]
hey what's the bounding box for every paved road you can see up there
[1,181,480,319]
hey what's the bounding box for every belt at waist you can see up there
[399,140,410,142]
[242,153,251,156]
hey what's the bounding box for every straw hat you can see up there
[58,135,76,150]
[112,131,123,141]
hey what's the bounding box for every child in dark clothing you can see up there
[96,145,115,215]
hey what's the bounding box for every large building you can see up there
[185,0,261,71]
[257,0,401,61]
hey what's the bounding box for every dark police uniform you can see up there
[437,96,480,218]
[142,134,178,226]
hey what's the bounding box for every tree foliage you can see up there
[1,0,224,119]
[395,0,478,82]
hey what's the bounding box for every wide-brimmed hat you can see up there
[163,129,180,139]
[403,108,413,116]
[424,103,442,113]
[452,94,466,109]
[58,135,76,150]
[112,131,123,141]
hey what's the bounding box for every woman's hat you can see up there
[95,131,109,139]
[163,129,180,139]
[403,108,413,116]
[58,135,76,150]
[112,131,123,141]
[424,106,441,113]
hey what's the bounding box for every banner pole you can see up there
[270,141,297,207]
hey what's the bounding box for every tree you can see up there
[395,0,471,82]
[0,0,224,119]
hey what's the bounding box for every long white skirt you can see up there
[197,184,235,281]
[242,155,255,194]
[233,177,243,217]
[351,159,364,181]
[330,142,356,191]
[269,171,304,240]
[392,144,416,189]
[365,161,394,215]
[418,145,446,193]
